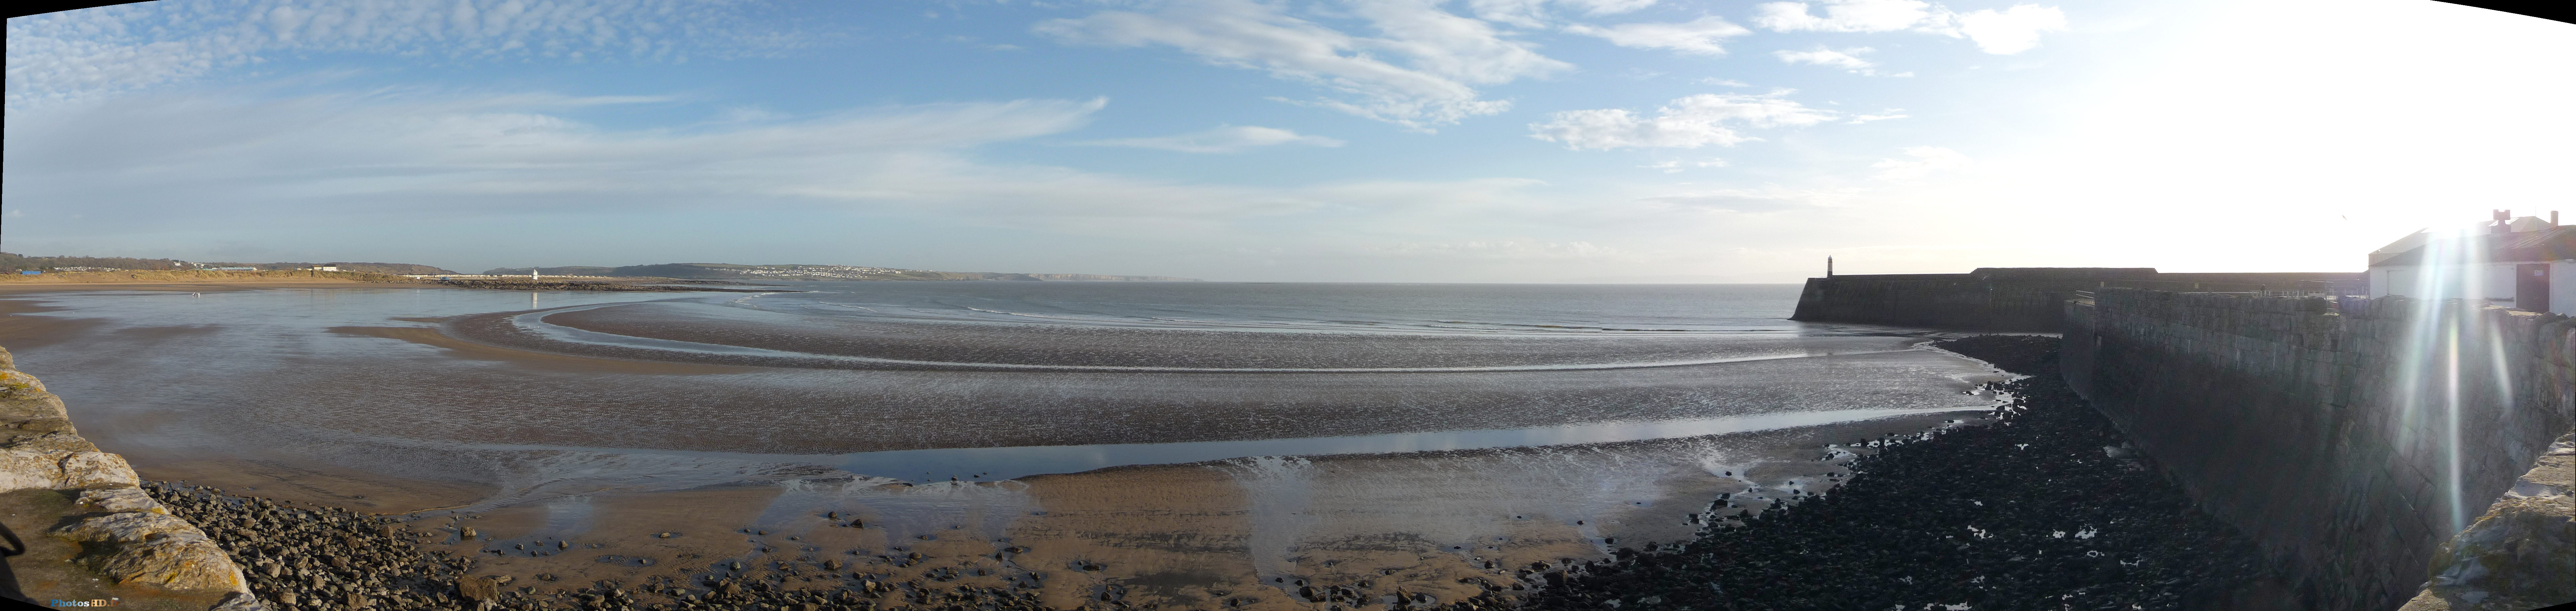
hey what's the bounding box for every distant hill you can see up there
[482,263,1197,282]
[249,262,461,275]
[0,253,456,275]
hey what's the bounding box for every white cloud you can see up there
[1035,0,1570,130]
[1699,78,1753,87]
[4,0,806,109]
[1775,46,1874,68]
[1750,0,1937,32]
[1079,125,1345,153]
[1871,146,1968,180]
[1529,92,1837,150]
[1956,5,2067,54]
[1642,158,1730,172]
[1466,0,1660,28]
[1774,47,1912,76]
[1564,17,1751,55]
[1847,110,1909,123]
[1637,187,1849,213]
[1748,0,2065,55]
[2,89,1597,253]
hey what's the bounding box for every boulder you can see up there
[458,575,502,602]
[90,530,249,591]
[76,487,168,514]
[0,369,47,396]
[0,450,141,492]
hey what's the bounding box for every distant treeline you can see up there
[0,253,456,275]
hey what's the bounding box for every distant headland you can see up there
[0,253,1197,283]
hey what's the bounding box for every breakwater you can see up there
[1791,268,2360,331]
[2062,289,2576,610]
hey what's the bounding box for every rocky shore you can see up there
[148,479,1531,611]
[1514,335,2270,610]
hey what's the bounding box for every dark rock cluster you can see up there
[1514,335,2267,610]
[144,481,479,610]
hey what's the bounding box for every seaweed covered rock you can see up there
[1515,335,2264,610]
[2400,433,2576,611]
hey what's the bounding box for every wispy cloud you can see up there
[1078,125,1345,153]
[1749,0,2066,55]
[1529,91,1837,149]
[1466,0,1661,28]
[3,0,812,108]
[1772,46,1910,76]
[1637,186,1852,213]
[1751,0,1939,33]
[1034,0,1571,130]
[1564,17,1751,55]
[1871,146,1968,180]
[1641,158,1730,172]
[1847,110,1909,123]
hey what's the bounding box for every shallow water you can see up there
[3,282,2003,605]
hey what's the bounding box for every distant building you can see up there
[2367,210,2574,315]
[309,266,340,271]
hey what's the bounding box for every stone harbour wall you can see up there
[0,346,260,610]
[1792,268,2359,332]
[2062,290,2576,610]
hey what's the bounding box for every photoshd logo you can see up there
[50,599,120,607]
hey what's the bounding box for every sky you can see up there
[4,0,2571,282]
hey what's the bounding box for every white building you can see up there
[2367,211,2575,315]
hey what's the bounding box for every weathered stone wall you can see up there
[2061,290,2576,610]
[0,347,260,610]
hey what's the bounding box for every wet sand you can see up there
[327,326,763,375]
[2,284,2011,606]
[152,411,1978,611]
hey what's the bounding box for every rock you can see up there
[0,346,15,369]
[458,575,502,601]
[2400,433,2576,611]
[54,510,197,542]
[76,487,168,514]
[461,526,477,538]
[0,450,140,492]
[214,593,272,611]
[92,530,247,591]
[0,369,48,396]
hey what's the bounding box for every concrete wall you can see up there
[2062,290,2576,610]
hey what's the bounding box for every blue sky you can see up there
[5,0,2571,281]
